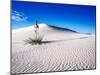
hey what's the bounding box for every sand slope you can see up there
[11,24,96,74]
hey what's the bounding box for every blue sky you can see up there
[12,1,96,34]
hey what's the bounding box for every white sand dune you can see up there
[11,24,96,74]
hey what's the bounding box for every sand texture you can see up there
[11,24,96,74]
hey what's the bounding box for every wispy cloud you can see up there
[12,11,28,22]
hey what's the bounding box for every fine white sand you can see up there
[11,24,96,74]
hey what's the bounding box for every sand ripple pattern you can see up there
[11,36,95,74]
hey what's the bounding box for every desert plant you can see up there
[24,34,43,45]
[24,20,44,45]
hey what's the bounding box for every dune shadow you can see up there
[41,36,89,44]
[24,36,89,45]
[42,40,59,44]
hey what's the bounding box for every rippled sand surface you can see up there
[11,24,96,74]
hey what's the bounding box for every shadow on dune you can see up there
[41,36,89,44]
[41,40,59,44]
[24,36,89,45]
[48,25,78,33]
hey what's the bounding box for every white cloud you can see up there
[12,11,28,22]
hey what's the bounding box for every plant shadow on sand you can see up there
[24,36,88,45]
[24,38,59,45]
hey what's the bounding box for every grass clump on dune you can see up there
[24,20,44,45]
[24,35,43,45]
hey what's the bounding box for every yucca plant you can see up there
[24,20,43,45]
[24,35,43,45]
